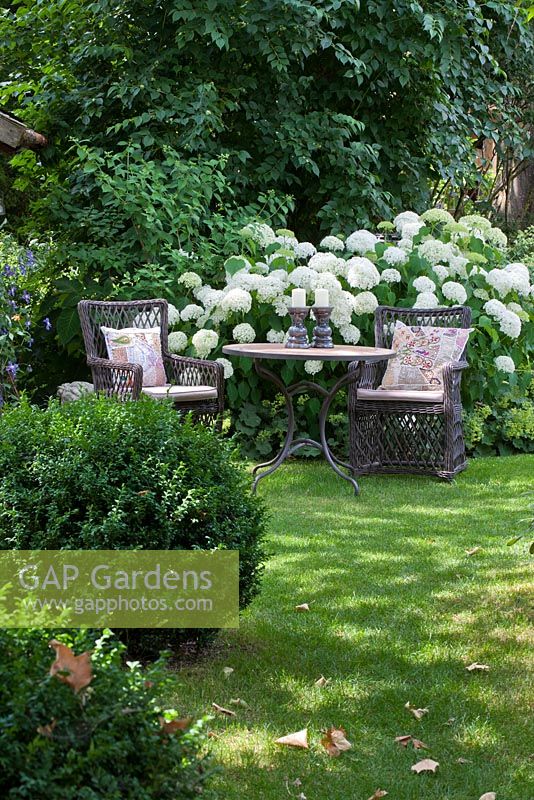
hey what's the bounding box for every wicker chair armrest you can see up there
[442,360,468,406]
[163,353,224,392]
[88,357,143,400]
[348,359,382,389]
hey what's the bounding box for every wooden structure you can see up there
[0,111,47,155]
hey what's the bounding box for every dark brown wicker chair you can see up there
[78,299,224,427]
[348,305,472,480]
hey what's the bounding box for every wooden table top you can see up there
[222,343,396,362]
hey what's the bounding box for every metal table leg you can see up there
[251,359,362,494]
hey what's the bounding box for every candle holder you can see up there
[311,306,334,348]
[285,307,311,349]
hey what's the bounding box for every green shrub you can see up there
[510,225,534,268]
[0,628,214,799]
[0,396,267,653]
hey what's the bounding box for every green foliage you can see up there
[0,396,267,653]
[0,628,215,799]
[510,225,534,267]
[0,0,532,369]
[0,233,35,401]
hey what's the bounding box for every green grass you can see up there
[171,457,534,800]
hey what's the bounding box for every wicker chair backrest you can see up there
[78,299,169,360]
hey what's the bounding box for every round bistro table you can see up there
[222,343,395,495]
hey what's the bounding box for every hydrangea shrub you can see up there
[156,214,533,456]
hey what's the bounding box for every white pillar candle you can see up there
[314,288,329,307]
[291,288,306,307]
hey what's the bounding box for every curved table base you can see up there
[252,359,361,495]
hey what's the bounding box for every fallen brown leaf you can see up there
[479,794,496,800]
[49,640,93,694]
[466,662,490,672]
[314,675,330,687]
[395,734,427,749]
[395,735,412,747]
[457,757,470,764]
[466,546,482,556]
[212,702,236,717]
[158,715,192,733]
[367,791,388,800]
[229,698,249,708]
[222,666,234,676]
[412,738,428,750]
[321,726,352,757]
[275,728,309,749]
[405,701,429,721]
[411,758,439,774]
[207,731,219,739]
[36,719,57,738]
[295,603,310,612]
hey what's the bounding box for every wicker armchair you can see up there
[348,305,472,480]
[78,299,224,427]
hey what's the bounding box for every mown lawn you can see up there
[171,456,533,800]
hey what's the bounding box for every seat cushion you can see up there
[142,384,218,402]
[380,320,471,391]
[357,388,444,402]
[101,325,166,387]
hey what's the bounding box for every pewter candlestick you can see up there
[311,306,334,348]
[285,307,311,349]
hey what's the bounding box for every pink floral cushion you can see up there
[379,321,471,391]
[101,326,166,387]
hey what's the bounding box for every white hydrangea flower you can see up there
[266,328,285,343]
[382,246,408,266]
[353,291,379,315]
[413,276,436,293]
[239,222,276,247]
[319,235,345,251]
[473,288,489,300]
[216,357,234,379]
[393,210,420,233]
[232,322,256,343]
[485,227,508,249]
[418,239,454,265]
[294,241,317,259]
[421,208,455,225]
[507,301,530,321]
[228,270,264,292]
[180,304,205,322]
[346,257,380,290]
[177,271,202,289]
[304,360,323,375]
[192,329,218,358]
[345,229,379,255]
[432,264,449,282]
[289,266,318,290]
[414,291,440,308]
[381,268,402,284]
[256,277,286,303]
[308,252,340,272]
[339,324,361,344]
[494,355,515,374]
[400,221,424,239]
[254,261,270,274]
[273,295,292,316]
[167,303,181,326]
[484,299,521,339]
[194,285,224,309]
[441,281,467,304]
[486,268,513,298]
[274,234,299,251]
[314,272,343,299]
[398,237,414,251]
[220,287,253,314]
[448,254,469,277]
[458,214,492,232]
[268,269,291,286]
[505,263,530,296]
[330,291,356,326]
[168,330,188,353]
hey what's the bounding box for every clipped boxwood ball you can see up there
[0,396,267,656]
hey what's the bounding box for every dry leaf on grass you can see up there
[457,757,470,764]
[49,640,93,693]
[222,666,234,676]
[275,729,309,749]
[321,726,352,757]
[314,675,330,687]
[479,794,496,800]
[229,698,249,708]
[466,546,482,556]
[295,603,310,612]
[395,734,427,749]
[158,716,192,733]
[411,758,439,774]
[466,662,490,672]
[212,702,236,717]
[405,701,429,721]
[367,791,388,800]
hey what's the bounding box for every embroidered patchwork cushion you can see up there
[379,321,471,391]
[101,326,166,387]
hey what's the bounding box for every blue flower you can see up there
[21,290,31,303]
[43,317,52,331]
[5,361,19,378]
